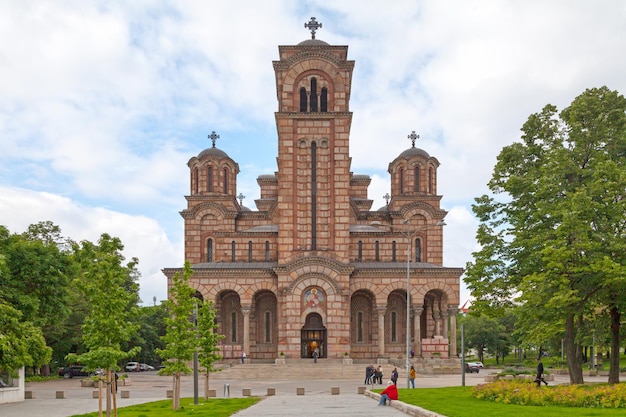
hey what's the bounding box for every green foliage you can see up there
[67,233,141,372]
[126,304,167,366]
[465,87,626,383]
[0,301,52,376]
[473,380,626,408]
[197,299,224,373]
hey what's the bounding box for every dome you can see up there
[297,39,329,46]
[398,146,430,159]
[240,206,252,212]
[377,205,389,212]
[198,146,230,159]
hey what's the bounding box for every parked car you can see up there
[124,362,140,372]
[465,363,480,373]
[467,361,484,368]
[58,366,89,379]
[139,363,155,371]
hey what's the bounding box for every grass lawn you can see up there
[394,387,626,417]
[69,397,260,417]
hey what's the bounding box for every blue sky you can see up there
[2,0,626,305]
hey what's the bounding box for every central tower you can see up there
[273,18,355,263]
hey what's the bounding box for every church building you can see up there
[163,18,463,363]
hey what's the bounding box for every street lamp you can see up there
[371,219,446,389]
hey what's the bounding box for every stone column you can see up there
[377,307,386,357]
[441,310,449,340]
[413,306,423,357]
[242,306,251,358]
[448,307,458,357]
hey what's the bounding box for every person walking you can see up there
[313,347,319,363]
[364,365,374,384]
[391,367,399,385]
[535,358,548,387]
[375,365,383,384]
[409,365,416,388]
[241,351,246,364]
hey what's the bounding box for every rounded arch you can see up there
[414,281,458,306]
[216,290,242,356]
[385,290,407,346]
[350,289,375,351]
[253,290,278,355]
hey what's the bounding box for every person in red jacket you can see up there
[379,380,398,406]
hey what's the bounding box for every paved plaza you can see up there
[0,370,607,417]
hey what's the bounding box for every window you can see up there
[300,87,307,112]
[231,312,237,343]
[265,241,270,261]
[309,78,318,112]
[206,239,213,262]
[192,167,198,194]
[415,238,422,262]
[320,87,328,112]
[414,166,420,192]
[208,167,213,192]
[400,168,404,193]
[375,240,380,262]
[223,168,228,194]
[231,241,236,262]
[428,167,434,193]
[265,311,271,343]
[391,311,397,342]
[392,241,397,262]
[357,241,362,262]
[248,241,253,262]
[357,311,363,342]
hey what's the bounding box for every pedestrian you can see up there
[313,347,319,363]
[409,365,416,388]
[364,365,374,384]
[378,381,398,406]
[241,351,246,364]
[535,358,548,387]
[391,367,398,385]
[375,365,383,384]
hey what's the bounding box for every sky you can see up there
[1,0,626,306]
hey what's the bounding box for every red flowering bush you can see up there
[472,379,626,408]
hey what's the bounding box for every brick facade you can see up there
[163,25,463,362]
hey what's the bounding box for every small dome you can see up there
[198,146,230,159]
[240,206,252,212]
[398,146,430,159]
[377,205,389,212]
[297,39,329,46]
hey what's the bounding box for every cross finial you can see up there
[304,17,322,39]
[237,193,245,205]
[407,131,420,148]
[208,131,220,148]
[383,193,391,205]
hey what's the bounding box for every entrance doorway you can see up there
[301,313,327,358]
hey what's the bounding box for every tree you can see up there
[157,261,196,410]
[0,301,52,377]
[197,299,224,400]
[466,87,626,384]
[68,234,140,417]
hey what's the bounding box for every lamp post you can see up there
[371,219,446,389]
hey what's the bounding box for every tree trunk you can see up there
[564,313,584,384]
[105,369,111,417]
[172,373,181,410]
[608,306,621,384]
[204,372,210,400]
[98,377,103,417]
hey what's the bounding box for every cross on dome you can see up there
[237,193,245,205]
[208,131,220,148]
[407,131,420,148]
[383,193,391,205]
[304,17,322,39]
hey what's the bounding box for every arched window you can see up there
[223,168,228,194]
[357,311,363,342]
[248,241,253,262]
[414,166,420,192]
[357,241,362,262]
[400,168,404,193]
[320,87,328,112]
[391,311,397,342]
[309,78,318,112]
[392,241,397,262]
[375,240,380,262]
[206,238,213,262]
[300,87,307,112]
[231,312,237,343]
[231,241,236,262]
[265,311,271,343]
[265,241,270,261]
[415,238,422,262]
[428,167,434,193]
[208,166,213,192]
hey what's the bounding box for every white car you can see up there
[467,361,484,368]
[124,362,140,372]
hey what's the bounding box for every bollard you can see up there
[331,386,340,395]
[267,387,276,396]
[297,387,305,395]
[121,390,130,398]
[224,383,230,398]
[357,386,365,394]
[242,388,251,396]
[24,391,35,399]
[56,391,65,399]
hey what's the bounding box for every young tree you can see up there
[197,299,224,400]
[68,234,140,417]
[157,261,196,410]
[466,87,626,384]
